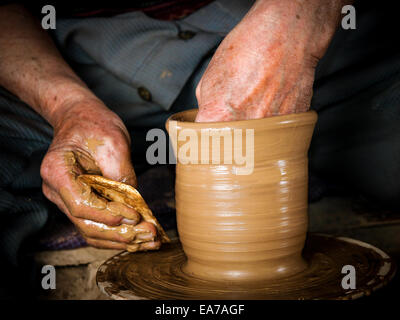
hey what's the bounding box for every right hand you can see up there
[40,97,161,252]
[195,0,344,122]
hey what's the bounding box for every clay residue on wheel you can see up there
[96,235,396,300]
[78,174,170,243]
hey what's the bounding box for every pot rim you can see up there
[166,109,317,130]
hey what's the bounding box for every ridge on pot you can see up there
[166,109,317,282]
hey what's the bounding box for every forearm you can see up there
[0,4,97,127]
[247,0,354,59]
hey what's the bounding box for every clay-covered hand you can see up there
[196,0,345,122]
[40,98,161,251]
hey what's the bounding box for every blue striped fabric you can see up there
[0,88,51,269]
[52,0,254,118]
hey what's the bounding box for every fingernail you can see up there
[121,218,137,225]
[136,232,154,241]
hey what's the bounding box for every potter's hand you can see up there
[196,0,350,122]
[0,5,160,251]
[40,99,161,251]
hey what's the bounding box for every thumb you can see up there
[90,135,137,187]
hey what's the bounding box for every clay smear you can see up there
[78,174,170,244]
[86,138,104,154]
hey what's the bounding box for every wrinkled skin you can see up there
[40,98,160,251]
[196,0,346,122]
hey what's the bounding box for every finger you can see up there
[74,219,157,244]
[84,237,126,250]
[42,182,61,205]
[132,221,157,237]
[126,240,161,252]
[87,134,137,187]
[195,104,236,123]
[43,182,91,226]
[106,201,141,224]
[44,182,151,245]
[85,237,161,252]
[59,178,141,226]
[42,150,138,226]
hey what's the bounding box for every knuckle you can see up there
[104,215,123,226]
[42,183,50,197]
[111,133,130,152]
[40,157,52,181]
[69,205,89,221]
[84,237,99,248]
[40,151,62,182]
[76,225,92,238]
[83,236,104,249]
[195,84,201,100]
[118,236,132,244]
[67,202,80,217]
[86,210,122,226]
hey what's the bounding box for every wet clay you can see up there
[86,138,104,154]
[166,110,317,281]
[78,174,170,244]
[58,159,169,250]
[64,150,101,175]
[82,219,153,243]
[97,234,396,299]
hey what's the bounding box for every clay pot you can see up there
[166,109,317,282]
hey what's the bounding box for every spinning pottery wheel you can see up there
[96,110,396,299]
[96,234,396,300]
